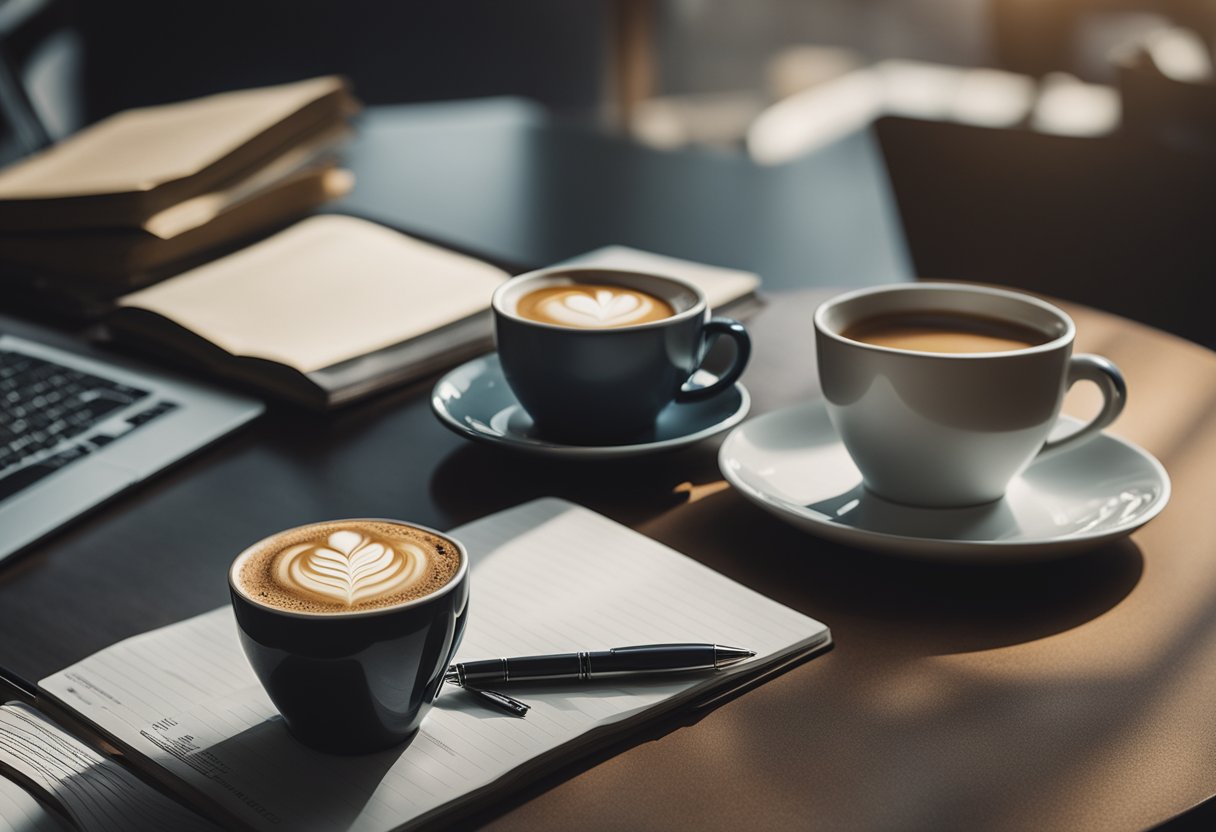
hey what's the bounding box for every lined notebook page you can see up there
[0,703,216,832]
[41,499,828,832]
[0,767,71,832]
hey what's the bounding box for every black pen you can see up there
[445,643,756,688]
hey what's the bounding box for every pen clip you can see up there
[464,687,530,717]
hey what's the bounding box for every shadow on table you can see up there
[433,477,1175,831]
[428,441,726,530]
[640,488,1144,656]
[433,442,1142,656]
[439,659,813,832]
[187,716,406,830]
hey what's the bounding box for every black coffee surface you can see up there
[842,312,1050,354]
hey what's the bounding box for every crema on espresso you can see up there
[516,283,675,328]
[235,520,461,614]
[841,312,1050,354]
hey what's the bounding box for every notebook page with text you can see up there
[0,703,217,832]
[40,499,829,831]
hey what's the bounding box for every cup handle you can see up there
[676,318,752,403]
[1037,354,1127,460]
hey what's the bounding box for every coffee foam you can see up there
[236,521,461,614]
[516,284,674,328]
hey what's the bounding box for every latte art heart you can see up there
[540,289,655,326]
[515,283,676,328]
[275,529,429,607]
[558,290,642,322]
[237,520,461,614]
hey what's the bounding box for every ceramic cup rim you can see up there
[229,518,468,620]
[813,282,1077,359]
[492,267,708,333]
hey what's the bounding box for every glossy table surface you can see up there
[1,287,1213,831]
[336,100,911,293]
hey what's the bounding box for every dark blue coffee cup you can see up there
[492,268,751,443]
[228,520,469,755]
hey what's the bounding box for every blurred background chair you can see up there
[0,0,81,164]
[875,115,1216,349]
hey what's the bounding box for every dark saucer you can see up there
[431,354,750,459]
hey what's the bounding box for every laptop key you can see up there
[0,445,93,500]
[0,348,167,492]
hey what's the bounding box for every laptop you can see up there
[0,329,263,561]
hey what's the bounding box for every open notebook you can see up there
[108,216,764,408]
[108,215,511,407]
[8,499,829,831]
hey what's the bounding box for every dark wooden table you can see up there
[1,287,1213,831]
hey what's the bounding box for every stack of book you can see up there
[0,76,359,316]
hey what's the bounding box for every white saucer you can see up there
[718,399,1170,561]
[432,354,750,459]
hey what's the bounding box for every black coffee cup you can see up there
[228,520,469,755]
[492,268,751,443]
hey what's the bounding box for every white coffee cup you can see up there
[814,283,1126,507]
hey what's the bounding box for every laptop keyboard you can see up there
[0,348,178,499]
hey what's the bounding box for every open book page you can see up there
[141,123,354,240]
[0,702,217,832]
[41,499,829,832]
[560,245,761,310]
[117,215,509,372]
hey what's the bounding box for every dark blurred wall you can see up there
[991,0,1216,80]
[74,0,605,120]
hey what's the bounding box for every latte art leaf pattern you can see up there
[275,529,429,607]
[542,288,657,327]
